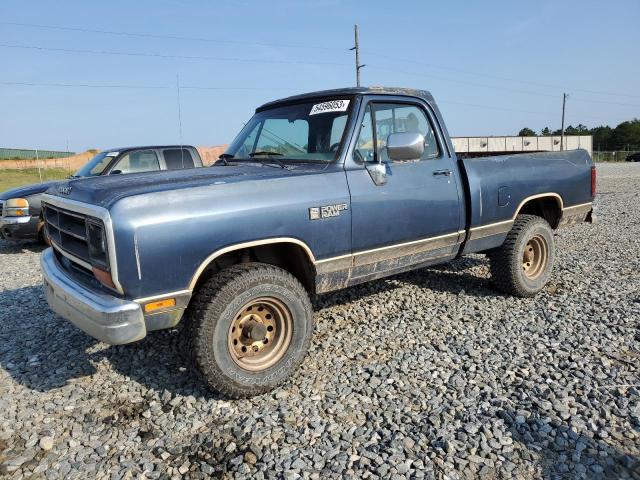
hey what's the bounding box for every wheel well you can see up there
[194,243,316,293]
[517,197,562,228]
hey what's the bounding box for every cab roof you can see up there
[105,145,196,153]
[257,87,434,111]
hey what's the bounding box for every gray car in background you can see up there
[0,145,202,242]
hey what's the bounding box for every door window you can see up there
[372,103,440,163]
[163,148,195,169]
[352,105,375,163]
[374,104,440,162]
[112,150,160,174]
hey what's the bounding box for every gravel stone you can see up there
[244,451,258,465]
[38,436,54,451]
[0,163,638,479]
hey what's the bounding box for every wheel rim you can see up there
[227,297,293,372]
[522,234,548,280]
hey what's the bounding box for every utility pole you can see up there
[350,24,365,87]
[35,148,42,183]
[560,93,568,151]
[176,73,185,168]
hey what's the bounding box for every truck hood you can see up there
[44,164,329,208]
[0,180,62,201]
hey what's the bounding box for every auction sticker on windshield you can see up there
[309,100,350,115]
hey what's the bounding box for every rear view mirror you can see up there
[387,132,425,161]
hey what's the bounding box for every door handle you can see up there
[433,169,452,176]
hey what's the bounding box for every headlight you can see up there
[5,198,30,217]
[87,220,116,290]
[87,221,107,267]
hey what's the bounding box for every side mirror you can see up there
[387,132,425,161]
[111,169,122,175]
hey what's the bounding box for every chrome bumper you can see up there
[0,215,37,239]
[0,216,31,225]
[41,248,146,345]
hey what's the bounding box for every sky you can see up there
[1,0,639,152]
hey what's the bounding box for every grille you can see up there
[43,203,104,269]
[0,201,4,216]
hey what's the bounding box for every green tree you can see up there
[518,127,536,136]
[610,119,640,150]
[564,124,589,135]
[590,125,613,151]
[517,119,640,150]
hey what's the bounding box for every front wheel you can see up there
[184,263,314,398]
[489,215,555,297]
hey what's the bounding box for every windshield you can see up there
[225,99,353,163]
[73,152,114,177]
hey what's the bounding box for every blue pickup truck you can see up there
[39,87,595,398]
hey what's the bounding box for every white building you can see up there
[451,136,592,157]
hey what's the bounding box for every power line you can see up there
[0,21,343,52]
[0,81,293,91]
[368,64,558,98]
[0,80,616,121]
[4,20,637,101]
[367,51,640,100]
[0,79,553,117]
[0,43,352,67]
[181,85,291,91]
[0,80,169,89]
[437,98,555,116]
[367,64,640,109]
[8,41,631,107]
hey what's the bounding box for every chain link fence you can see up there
[592,151,640,162]
[0,148,75,160]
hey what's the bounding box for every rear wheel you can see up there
[184,262,313,398]
[489,215,555,297]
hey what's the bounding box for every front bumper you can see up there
[41,248,146,345]
[0,215,38,240]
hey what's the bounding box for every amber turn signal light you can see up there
[144,298,176,313]
[92,266,116,290]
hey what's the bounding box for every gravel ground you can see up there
[1,162,639,480]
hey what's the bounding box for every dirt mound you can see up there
[0,151,96,171]
[196,145,228,166]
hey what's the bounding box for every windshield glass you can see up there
[225,99,353,163]
[73,152,114,177]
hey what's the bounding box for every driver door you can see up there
[346,99,463,275]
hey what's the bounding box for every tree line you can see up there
[518,119,640,151]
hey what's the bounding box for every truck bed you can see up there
[459,149,594,254]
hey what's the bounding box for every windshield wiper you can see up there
[217,153,235,165]
[248,152,289,169]
[249,151,284,157]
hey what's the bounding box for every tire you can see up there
[37,218,50,246]
[489,214,555,297]
[184,262,314,398]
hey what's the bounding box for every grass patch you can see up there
[0,168,72,192]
